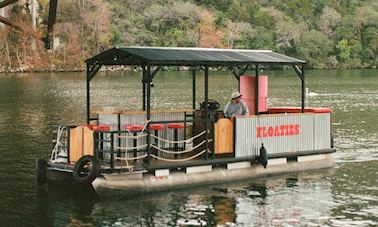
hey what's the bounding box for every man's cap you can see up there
[231,91,242,99]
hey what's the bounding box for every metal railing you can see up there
[93,118,215,173]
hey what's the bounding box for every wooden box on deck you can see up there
[214,118,233,154]
[69,126,94,163]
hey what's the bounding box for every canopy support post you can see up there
[142,66,146,111]
[204,67,209,160]
[192,68,196,110]
[86,63,101,124]
[146,66,152,166]
[255,65,259,115]
[301,65,305,112]
[143,65,161,111]
[293,65,305,113]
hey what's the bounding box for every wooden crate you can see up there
[214,118,233,154]
[69,126,94,163]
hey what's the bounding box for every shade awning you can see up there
[85,46,306,67]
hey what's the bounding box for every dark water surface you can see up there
[0,69,377,226]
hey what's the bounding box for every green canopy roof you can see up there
[85,46,306,67]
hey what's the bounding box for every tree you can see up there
[198,10,224,48]
[317,6,341,37]
[296,30,333,69]
[51,0,112,69]
[267,7,304,52]
[194,0,232,12]
[224,20,254,48]
[336,39,351,61]
[144,1,201,46]
[335,39,363,68]
[82,0,112,53]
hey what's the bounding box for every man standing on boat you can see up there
[224,91,249,118]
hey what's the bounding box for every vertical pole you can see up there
[204,67,209,159]
[110,132,114,170]
[66,127,70,163]
[117,113,121,157]
[142,66,146,111]
[93,131,98,159]
[301,65,305,113]
[192,68,196,110]
[192,68,196,142]
[146,66,151,166]
[86,64,90,124]
[255,65,259,115]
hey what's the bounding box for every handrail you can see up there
[151,140,205,154]
[150,149,207,162]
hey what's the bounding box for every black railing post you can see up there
[117,113,121,157]
[66,127,70,163]
[86,65,91,124]
[93,131,98,159]
[110,132,114,170]
[211,120,215,159]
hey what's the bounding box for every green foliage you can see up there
[337,39,351,61]
[101,0,378,69]
[195,0,232,12]
[297,30,333,69]
[2,0,378,71]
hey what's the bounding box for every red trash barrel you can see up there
[240,75,268,114]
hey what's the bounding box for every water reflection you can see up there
[1,70,378,226]
[32,169,338,226]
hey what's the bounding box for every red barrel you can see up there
[240,75,268,114]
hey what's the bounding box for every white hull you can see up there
[92,154,335,196]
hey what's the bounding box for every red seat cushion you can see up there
[125,124,144,132]
[167,123,185,129]
[84,124,111,131]
[92,125,111,131]
[149,124,165,131]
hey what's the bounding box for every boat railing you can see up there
[92,117,215,173]
[50,125,75,164]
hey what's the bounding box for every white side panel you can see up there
[314,113,331,150]
[186,165,212,174]
[235,113,316,157]
[227,161,251,170]
[155,169,170,177]
[268,158,287,166]
[298,154,329,162]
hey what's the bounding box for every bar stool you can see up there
[92,125,111,131]
[149,124,165,154]
[90,125,111,160]
[167,123,185,156]
[125,124,145,161]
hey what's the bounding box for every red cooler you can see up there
[240,75,268,114]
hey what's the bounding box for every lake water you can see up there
[0,69,377,226]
